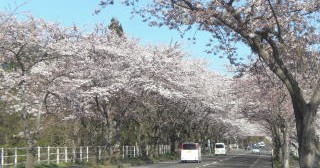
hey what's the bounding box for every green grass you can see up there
[121,153,178,166]
[13,154,178,168]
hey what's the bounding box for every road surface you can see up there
[131,150,272,168]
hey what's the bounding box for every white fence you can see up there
[0,145,170,167]
[122,145,170,158]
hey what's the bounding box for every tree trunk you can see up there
[281,127,290,168]
[22,114,37,168]
[139,134,147,158]
[20,79,37,168]
[169,134,176,154]
[25,149,36,168]
[25,138,37,168]
[247,27,320,167]
[272,124,282,164]
[293,99,320,168]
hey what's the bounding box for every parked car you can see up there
[257,141,266,148]
[252,146,260,154]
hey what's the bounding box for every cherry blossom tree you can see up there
[60,27,236,156]
[235,72,295,168]
[26,21,208,147]
[0,13,70,168]
[98,0,320,167]
[0,11,244,166]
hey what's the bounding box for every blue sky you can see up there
[0,0,250,74]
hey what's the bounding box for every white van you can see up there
[214,142,226,155]
[180,142,201,163]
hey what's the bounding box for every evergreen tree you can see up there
[108,18,124,37]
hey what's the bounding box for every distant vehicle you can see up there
[257,141,266,148]
[214,143,226,155]
[180,142,201,163]
[252,145,260,154]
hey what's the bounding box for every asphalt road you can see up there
[131,150,272,168]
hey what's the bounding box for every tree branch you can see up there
[263,37,307,108]
[309,86,320,112]
[171,0,196,11]
[227,0,235,6]
[267,0,283,42]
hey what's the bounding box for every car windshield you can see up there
[182,144,196,150]
[215,144,224,148]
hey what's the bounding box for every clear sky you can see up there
[0,0,250,74]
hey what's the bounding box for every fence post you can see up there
[14,147,17,166]
[137,146,139,157]
[162,145,164,154]
[163,145,164,154]
[73,147,76,162]
[1,148,3,167]
[80,147,82,162]
[98,146,101,161]
[64,147,68,162]
[146,145,149,156]
[157,145,159,156]
[57,147,60,164]
[48,146,50,164]
[135,143,139,157]
[126,146,128,158]
[86,146,89,162]
[38,147,41,163]
[133,146,136,157]
[161,145,165,154]
[122,146,124,159]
